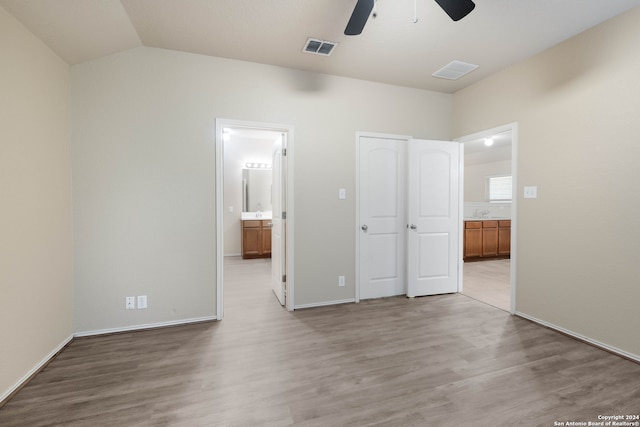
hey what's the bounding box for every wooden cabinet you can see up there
[242,220,272,259]
[464,221,482,258]
[481,220,498,257]
[498,220,511,255]
[464,220,510,260]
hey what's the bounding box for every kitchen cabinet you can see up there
[481,220,499,257]
[242,220,272,259]
[463,221,482,258]
[498,220,511,255]
[464,220,510,260]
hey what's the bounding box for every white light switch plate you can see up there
[524,186,538,199]
[338,188,346,199]
[137,295,148,309]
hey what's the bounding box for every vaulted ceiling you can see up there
[2,0,639,93]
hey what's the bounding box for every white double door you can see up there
[358,135,461,299]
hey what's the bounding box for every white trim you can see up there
[515,311,640,363]
[74,316,217,338]
[294,298,356,310]
[458,142,465,293]
[1,334,74,403]
[355,131,412,304]
[215,119,295,317]
[455,122,518,314]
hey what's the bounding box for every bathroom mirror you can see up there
[242,168,272,212]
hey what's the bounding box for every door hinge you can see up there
[282,274,287,283]
[282,148,287,156]
[282,211,286,220]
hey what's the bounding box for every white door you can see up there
[358,136,407,299]
[407,139,461,297]
[271,134,286,305]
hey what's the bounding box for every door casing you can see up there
[455,122,518,314]
[215,118,295,319]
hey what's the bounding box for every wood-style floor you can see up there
[462,258,511,311]
[1,257,639,426]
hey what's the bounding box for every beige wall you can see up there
[0,7,73,400]
[464,159,511,202]
[72,47,452,332]
[453,7,640,357]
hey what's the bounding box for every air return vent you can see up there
[432,60,479,80]
[303,38,338,56]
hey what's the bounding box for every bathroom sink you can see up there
[241,212,272,220]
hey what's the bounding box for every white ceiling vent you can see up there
[432,60,479,80]
[303,38,338,56]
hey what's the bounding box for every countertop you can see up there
[464,217,510,221]
[241,212,272,220]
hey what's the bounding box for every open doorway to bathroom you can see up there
[457,124,517,313]
[215,119,294,320]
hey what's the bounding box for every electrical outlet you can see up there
[338,276,345,287]
[125,296,135,310]
[137,295,147,309]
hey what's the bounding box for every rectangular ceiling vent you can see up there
[432,60,479,80]
[303,38,338,56]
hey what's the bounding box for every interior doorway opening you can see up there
[456,123,518,313]
[215,119,294,320]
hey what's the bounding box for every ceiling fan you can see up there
[344,0,476,35]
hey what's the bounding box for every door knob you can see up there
[410,224,417,230]
[361,224,368,232]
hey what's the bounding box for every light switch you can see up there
[524,186,538,199]
[338,188,346,200]
[137,295,147,309]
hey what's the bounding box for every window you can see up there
[487,175,512,202]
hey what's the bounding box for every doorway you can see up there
[455,123,518,313]
[215,119,295,320]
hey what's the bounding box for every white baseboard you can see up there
[74,316,217,338]
[1,334,74,404]
[515,311,640,363]
[294,298,356,310]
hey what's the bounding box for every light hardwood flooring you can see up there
[462,258,511,311]
[1,256,639,426]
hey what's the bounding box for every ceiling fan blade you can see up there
[433,0,475,21]
[345,0,375,35]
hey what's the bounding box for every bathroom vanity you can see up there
[241,213,272,259]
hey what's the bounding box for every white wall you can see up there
[454,6,640,358]
[0,6,73,401]
[72,47,452,332]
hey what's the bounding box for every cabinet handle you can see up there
[410,224,417,230]
[361,224,368,232]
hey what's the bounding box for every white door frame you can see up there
[215,118,295,319]
[355,131,411,303]
[454,122,518,314]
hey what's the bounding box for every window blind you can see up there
[488,175,512,201]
